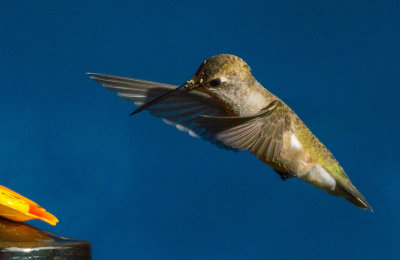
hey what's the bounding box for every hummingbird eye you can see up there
[209,78,226,87]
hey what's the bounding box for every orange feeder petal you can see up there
[0,185,58,226]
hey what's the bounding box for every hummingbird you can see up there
[88,54,372,210]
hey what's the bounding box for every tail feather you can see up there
[336,180,373,211]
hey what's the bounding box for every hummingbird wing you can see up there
[196,100,291,162]
[88,73,236,150]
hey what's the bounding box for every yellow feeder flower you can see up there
[0,185,58,226]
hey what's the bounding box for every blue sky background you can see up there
[0,1,399,259]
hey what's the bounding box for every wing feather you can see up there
[90,74,292,158]
[88,73,235,150]
[196,100,292,162]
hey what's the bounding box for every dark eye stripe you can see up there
[210,78,221,87]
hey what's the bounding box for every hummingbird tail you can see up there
[335,181,373,211]
[343,192,372,211]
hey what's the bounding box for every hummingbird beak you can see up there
[130,81,195,116]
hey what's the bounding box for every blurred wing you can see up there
[88,73,235,150]
[196,100,291,162]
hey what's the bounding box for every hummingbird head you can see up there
[186,54,254,96]
[185,54,267,115]
[130,54,256,116]
[188,54,253,92]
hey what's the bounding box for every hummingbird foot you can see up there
[274,170,294,181]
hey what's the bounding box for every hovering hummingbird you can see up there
[88,54,371,210]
